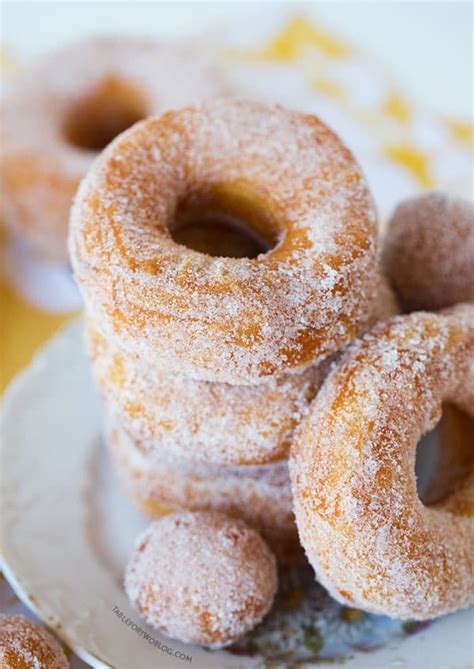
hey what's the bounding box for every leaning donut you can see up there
[0,37,230,261]
[70,99,378,384]
[382,192,474,311]
[106,412,302,564]
[290,305,474,619]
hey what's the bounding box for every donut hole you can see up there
[64,76,148,152]
[171,185,281,259]
[416,404,474,505]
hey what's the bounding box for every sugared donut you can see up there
[106,413,302,564]
[382,192,474,311]
[0,37,231,262]
[70,99,378,384]
[0,614,69,668]
[290,306,474,619]
[87,274,396,466]
[125,511,278,647]
[89,323,329,466]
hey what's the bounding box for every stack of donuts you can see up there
[69,98,399,565]
[69,97,474,647]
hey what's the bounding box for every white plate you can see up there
[1,321,473,669]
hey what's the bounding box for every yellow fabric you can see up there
[0,55,76,393]
[0,275,75,392]
[249,15,352,61]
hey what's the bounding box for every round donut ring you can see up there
[0,37,231,262]
[70,99,378,384]
[382,192,474,311]
[290,305,474,619]
[106,412,303,564]
[87,274,397,466]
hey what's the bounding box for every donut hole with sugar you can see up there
[124,511,278,648]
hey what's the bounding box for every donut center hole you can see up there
[171,187,281,259]
[416,404,474,505]
[64,76,148,152]
[173,217,269,259]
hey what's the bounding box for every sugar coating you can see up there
[0,614,69,669]
[88,321,330,466]
[382,191,474,311]
[290,305,474,620]
[124,511,278,648]
[105,412,302,565]
[87,273,396,467]
[442,302,474,416]
[69,99,379,384]
[0,36,232,261]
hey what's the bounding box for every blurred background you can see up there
[3,2,473,115]
[1,0,473,387]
